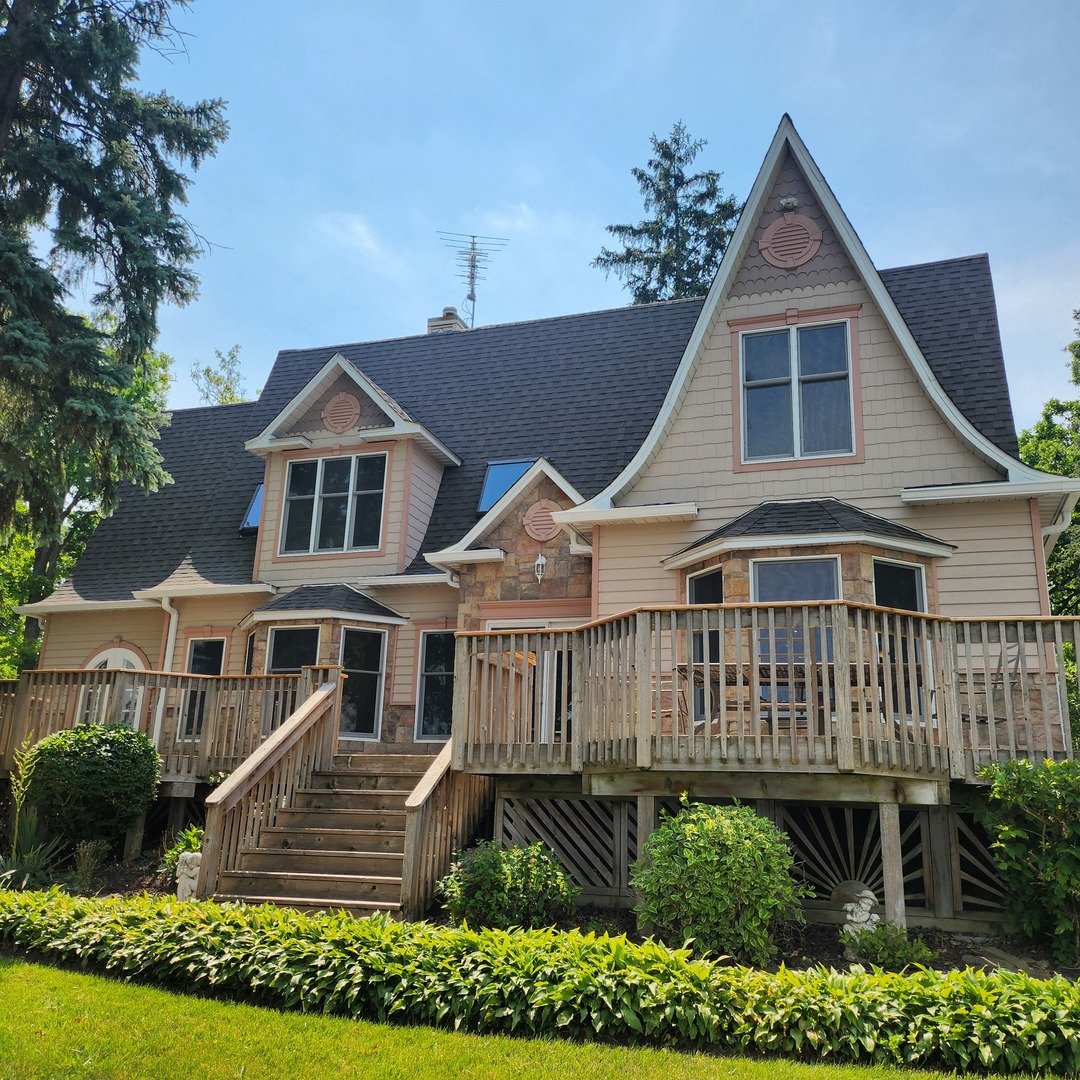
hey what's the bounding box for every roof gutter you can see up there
[151,595,180,746]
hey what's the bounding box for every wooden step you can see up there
[310,770,426,791]
[240,848,404,876]
[212,893,402,918]
[273,807,406,831]
[217,869,402,903]
[260,826,406,854]
[293,788,412,812]
[331,753,435,773]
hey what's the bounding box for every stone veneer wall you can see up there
[457,475,593,631]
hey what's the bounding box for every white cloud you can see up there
[312,213,410,279]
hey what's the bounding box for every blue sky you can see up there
[137,0,1078,431]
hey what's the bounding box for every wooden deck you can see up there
[452,602,1076,790]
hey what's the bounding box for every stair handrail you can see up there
[197,668,342,899]
[400,739,494,920]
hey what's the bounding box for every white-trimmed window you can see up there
[873,558,925,613]
[742,322,853,461]
[751,556,841,664]
[280,453,386,554]
[340,627,386,740]
[181,637,226,739]
[83,647,146,727]
[416,631,455,742]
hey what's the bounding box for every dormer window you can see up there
[478,458,535,513]
[280,453,386,555]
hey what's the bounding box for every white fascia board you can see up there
[441,458,585,555]
[356,572,452,587]
[243,354,461,465]
[249,608,406,626]
[132,583,276,600]
[552,502,699,526]
[15,598,159,615]
[424,548,505,570]
[901,478,1080,504]
[662,531,954,570]
[578,116,1047,513]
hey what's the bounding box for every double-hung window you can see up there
[742,322,853,461]
[280,453,386,554]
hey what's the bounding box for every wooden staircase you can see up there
[213,754,433,915]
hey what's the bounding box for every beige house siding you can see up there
[370,584,458,706]
[171,594,264,674]
[404,447,444,568]
[255,440,408,586]
[39,608,166,670]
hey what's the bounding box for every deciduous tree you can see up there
[593,121,743,304]
[191,344,248,405]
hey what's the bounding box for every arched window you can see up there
[82,647,147,727]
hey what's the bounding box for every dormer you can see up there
[244,353,460,584]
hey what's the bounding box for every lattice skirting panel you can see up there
[776,802,1004,919]
[497,796,638,902]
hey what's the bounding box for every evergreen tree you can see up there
[0,0,227,541]
[593,121,743,304]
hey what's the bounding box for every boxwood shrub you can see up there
[25,725,160,846]
[0,891,1077,1075]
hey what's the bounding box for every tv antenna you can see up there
[438,232,508,328]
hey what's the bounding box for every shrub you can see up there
[438,840,578,928]
[71,839,110,894]
[160,825,204,882]
[0,737,65,890]
[975,759,1080,964]
[631,798,811,965]
[0,891,1077,1075]
[25,725,160,847]
[839,920,937,971]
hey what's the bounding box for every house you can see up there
[4,116,1077,926]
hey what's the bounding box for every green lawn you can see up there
[0,958,956,1080]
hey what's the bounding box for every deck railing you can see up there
[0,667,305,780]
[400,741,495,919]
[453,603,1077,782]
[197,668,342,899]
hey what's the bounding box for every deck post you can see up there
[926,806,956,920]
[451,636,470,772]
[635,612,652,769]
[940,620,968,780]
[832,604,855,772]
[4,671,33,771]
[878,801,906,927]
[571,630,585,773]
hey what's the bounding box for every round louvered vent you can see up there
[758,212,823,270]
[523,499,562,542]
[321,392,361,434]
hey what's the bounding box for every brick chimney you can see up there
[427,306,468,334]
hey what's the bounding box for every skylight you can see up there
[240,483,264,535]
[478,459,535,513]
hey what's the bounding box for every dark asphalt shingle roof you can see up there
[675,499,953,556]
[54,254,1018,600]
[254,584,401,620]
[251,298,706,564]
[880,254,1018,457]
[52,402,263,603]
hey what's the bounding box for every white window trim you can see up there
[415,630,455,744]
[740,321,855,464]
[265,625,321,674]
[872,557,927,612]
[185,636,227,673]
[685,566,725,604]
[278,451,387,556]
[749,554,844,602]
[82,647,146,728]
[338,625,387,742]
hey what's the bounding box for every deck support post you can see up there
[635,612,653,769]
[878,801,906,927]
[122,810,146,863]
[927,806,956,920]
